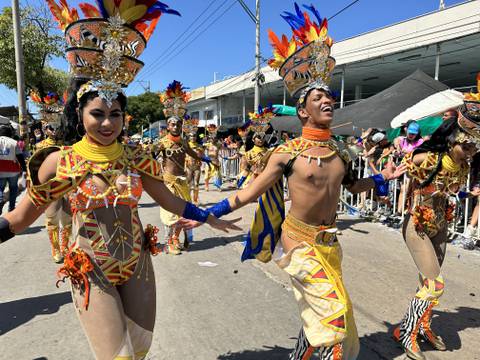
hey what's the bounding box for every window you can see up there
[204,110,214,120]
[190,111,199,119]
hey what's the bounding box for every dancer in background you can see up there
[157,82,212,254]
[394,75,480,360]
[30,90,72,263]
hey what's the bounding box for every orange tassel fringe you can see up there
[145,224,161,255]
[56,249,94,309]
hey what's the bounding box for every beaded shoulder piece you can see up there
[27,146,77,207]
[124,144,163,180]
[402,152,438,183]
[274,137,350,163]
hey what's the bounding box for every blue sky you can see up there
[0,0,469,106]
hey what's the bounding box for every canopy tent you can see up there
[387,116,443,141]
[390,89,464,128]
[331,70,449,135]
[270,70,449,136]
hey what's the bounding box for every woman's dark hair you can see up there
[61,78,127,145]
[413,118,459,187]
[0,125,13,137]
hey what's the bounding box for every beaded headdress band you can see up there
[159,81,191,122]
[268,3,335,104]
[30,90,64,129]
[46,0,180,106]
[248,104,275,137]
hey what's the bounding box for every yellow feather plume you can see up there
[103,0,116,16]
[119,0,135,14]
[121,5,147,23]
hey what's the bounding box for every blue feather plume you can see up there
[95,0,109,18]
[302,3,322,24]
[147,1,181,16]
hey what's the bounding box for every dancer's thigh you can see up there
[118,254,156,355]
[71,282,128,359]
[403,215,441,279]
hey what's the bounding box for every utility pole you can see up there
[237,0,261,111]
[254,0,261,111]
[12,0,27,140]
[136,80,151,92]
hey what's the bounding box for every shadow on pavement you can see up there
[19,225,43,235]
[188,234,245,252]
[139,202,158,208]
[217,345,291,359]
[359,306,480,359]
[0,291,72,335]
[337,217,371,232]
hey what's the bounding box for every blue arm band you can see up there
[370,174,389,197]
[458,191,469,199]
[182,202,210,223]
[206,198,232,218]
[201,156,211,164]
[237,176,246,188]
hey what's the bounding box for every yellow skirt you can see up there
[160,172,191,226]
[276,214,359,358]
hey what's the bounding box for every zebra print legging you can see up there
[290,328,343,360]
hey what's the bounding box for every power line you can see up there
[328,0,361,21]
[153,0,237,71]
[131,0,232,92]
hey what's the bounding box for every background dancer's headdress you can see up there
[30,90,64,129]
[248,104,275,138]
[159,80,191,122]
[183,116,199,135]
[268,3,335,104]
[458,73,480,141]
[46,0,180,106]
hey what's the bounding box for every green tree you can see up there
[0,5,67,96]
[126,92,165,135]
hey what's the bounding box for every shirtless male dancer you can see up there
[158,81,210,254]
[180,5,405,358]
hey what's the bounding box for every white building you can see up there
[187,0,480,129]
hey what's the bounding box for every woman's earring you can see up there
[76,123,84,137]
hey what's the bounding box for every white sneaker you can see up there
[464,225,476,238]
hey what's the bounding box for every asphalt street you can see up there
[0,189,479,360]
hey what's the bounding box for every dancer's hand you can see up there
[176,216,242,233]
[381,162,407,180]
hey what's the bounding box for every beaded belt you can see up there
[282,213,338,246]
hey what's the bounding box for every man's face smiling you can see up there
[298,89,335,128]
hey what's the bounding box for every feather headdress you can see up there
[30,90,64,128]
[46,0,180,105]
[458,73,480,140]
[160,80,191,120]
[248,104,275,136]
[268,3,335,103]
[183,117,199,135]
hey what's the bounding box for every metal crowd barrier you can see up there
[338,153,480,245]
[219,147,241,182]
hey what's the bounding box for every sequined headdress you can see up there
[46,0,180,106]
[159,80,191,122]
[458,73,480,141]
[183,117,199,135]
[248,104,275,137]
[30,90,64,129]
[268,3,335,104]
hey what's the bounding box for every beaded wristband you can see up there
[182,202,210,223]
[206,198,232,218]
[0,217,15,244]
[370,174,389,196]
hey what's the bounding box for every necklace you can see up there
[301,127,332,141]
[72,137,124,162]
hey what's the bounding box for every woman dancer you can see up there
[0,1,238,358]
[394,79,480,360]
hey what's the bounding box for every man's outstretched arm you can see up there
[228,153,287,211]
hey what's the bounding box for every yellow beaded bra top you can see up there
[403,152,468,195]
